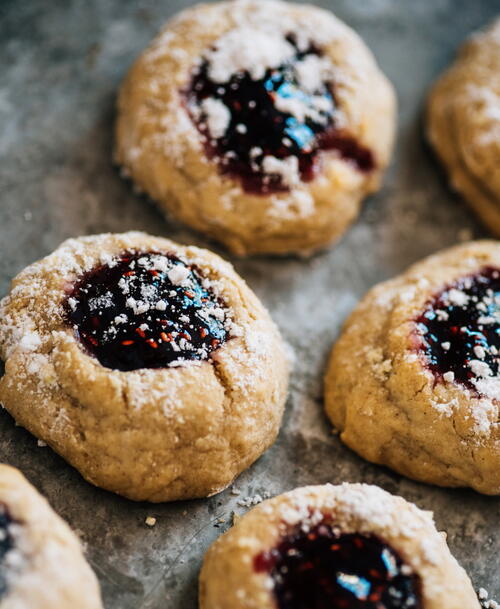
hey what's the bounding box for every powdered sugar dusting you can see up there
[206,27,296,83]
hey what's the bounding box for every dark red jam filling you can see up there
[186,36,374,194]
[0,507,13,597]
[65,252,229,372]
[254,524,420,609]
[415,267,500,393]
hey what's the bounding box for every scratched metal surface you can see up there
[0,0,499,607]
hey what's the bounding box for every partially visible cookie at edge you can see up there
[199,483,480,609]
[325,240,500,494]
[0,464,102,609]
[427,18,500,235]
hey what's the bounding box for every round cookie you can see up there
[0,464,102,609]
[427,18,500,235]
[115,0,396,256]
[325,240,500,494]
[0,232,289,502]
[199,483,480,609]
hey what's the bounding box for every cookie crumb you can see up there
[145,516,157,527]
[237,491,271,508]
[478,587,500,609]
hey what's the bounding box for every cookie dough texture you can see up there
[115,0,396,256]
[0,464,102,609]
[0,232,289,502]
[325,241,500,494]
[199,483,479,609]
[427,18,500,235]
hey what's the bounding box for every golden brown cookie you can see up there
[0,232,289,502]
[199,483,479,609]
[0,464,102,609]
[427,18,500,235]
[325,240,500,494]
[115,0,396,256]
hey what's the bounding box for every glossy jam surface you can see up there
[416,267,500,394]
[186,36,374,194]
[65,252,230,371]
[0,508,13,597]
[255,524,420,609]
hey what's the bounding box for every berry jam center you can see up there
[255,524,420,609]
[186,33,374,195]
[416,267,500,396]
[65,252,230,372]
[0,507,13,597]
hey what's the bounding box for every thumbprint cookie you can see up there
[325,241,500,493]
[0,464,102,609]
[427,18,500,235]
[0,232,289,502]
[199,483,479,609]
[115,0,396,255]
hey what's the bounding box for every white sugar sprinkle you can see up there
[443,371,455,383]
[167,265,190,285]
[206,27,295,83]
[262,155,300,188]
[200,97,231,139]
[19,332,41,352]
[474,345,486,359]
[446,288,469,307]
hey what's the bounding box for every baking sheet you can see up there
[1,0,499,607]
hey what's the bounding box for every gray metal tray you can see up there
[1,1,499,607]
